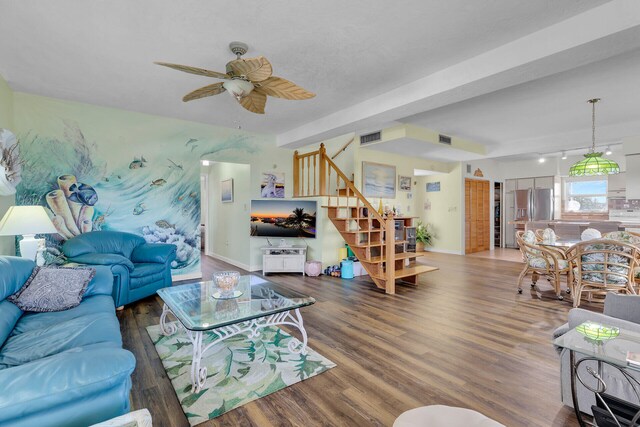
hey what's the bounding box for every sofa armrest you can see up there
[552,322,571,355]
[131,243,177,264]
[83,265,115,298]
[67,253,135,272]
[0,347,135,424]
[604,292,640,324]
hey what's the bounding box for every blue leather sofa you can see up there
[0,256,136,427]
[63,231,177,307]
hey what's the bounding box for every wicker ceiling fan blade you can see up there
[256,76,315,100]
[238,91,267,114]
[154,62,230,79]
[228,56,273,82]
[182,82,226,102]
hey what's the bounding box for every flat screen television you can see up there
[250,200,317,238]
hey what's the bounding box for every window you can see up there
[563,178,608,213]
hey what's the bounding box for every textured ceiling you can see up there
[0,0,608,135]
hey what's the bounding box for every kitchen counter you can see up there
[508,220,640,229]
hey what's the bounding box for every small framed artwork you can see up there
[426,182,441,192]
[398,175,412,191]
[221,178,233,203]
[362,161,396,198]
[260,171,285,198]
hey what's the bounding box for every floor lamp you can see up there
[0,206,57,261]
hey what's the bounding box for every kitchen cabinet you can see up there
[608,172,626,198]
[627,155,640,200]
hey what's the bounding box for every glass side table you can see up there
[554,325,640,427]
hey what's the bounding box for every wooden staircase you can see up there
[293,143,438,294]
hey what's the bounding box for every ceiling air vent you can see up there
[360,131,381,145]
[439,134,452,145]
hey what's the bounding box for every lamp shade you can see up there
[568,152,620,177]
[0,205,57,236]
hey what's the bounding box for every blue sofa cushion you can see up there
[0,347,136,425]
[0,311,121,368]
[0,300,22,349]
[129,263,166,289]
[0,257,35,301]
[131,243,177,264]
[66,253,135,272]
[63,231,145,259]
[11,295,114,336]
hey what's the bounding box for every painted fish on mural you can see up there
[94,205,113,229]
[150,178,166,187]
[129,156,147,169]
[133,202,148,215]
[167,159,183,171]
[68,182,98,206]
[189,192,197,198]
[155,220,176,229]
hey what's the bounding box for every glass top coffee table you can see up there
[157,275,315,392]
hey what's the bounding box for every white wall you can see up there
[207,162,251,269]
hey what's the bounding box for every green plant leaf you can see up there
[294,354,324,380]
[181,388,207,407]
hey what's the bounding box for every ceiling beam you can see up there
[277,0,640,148]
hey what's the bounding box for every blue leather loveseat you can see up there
[0,256,136,427]
[63,231,177,307]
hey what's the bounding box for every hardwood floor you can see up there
[119,252,589,426]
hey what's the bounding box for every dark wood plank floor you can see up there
[119,252,588,427]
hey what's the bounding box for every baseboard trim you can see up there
[425,248,464,255]
[206,252,251,272]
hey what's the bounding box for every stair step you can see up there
[366,252,424,263]
[393,265,439,279]
[341,229,381,234]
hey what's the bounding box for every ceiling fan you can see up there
[155,42,315,114]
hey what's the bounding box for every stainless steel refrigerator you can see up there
[514,188,553,221]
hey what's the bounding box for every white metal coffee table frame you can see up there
[159,304,309,393]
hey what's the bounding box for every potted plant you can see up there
[415,221,433,252]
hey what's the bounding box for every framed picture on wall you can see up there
[221,178,233,203]
[398,175,412,191]
[260,171,285,198]
[362,161,396,198]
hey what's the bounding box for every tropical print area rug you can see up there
[146,323,336,425]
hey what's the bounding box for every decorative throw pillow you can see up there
[8,266,96,312]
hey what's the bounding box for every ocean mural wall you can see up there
[13,93,274,277]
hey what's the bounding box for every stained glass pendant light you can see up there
[569,98,620,176]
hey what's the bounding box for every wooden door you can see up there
[465,179,490,254]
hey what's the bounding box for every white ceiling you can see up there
[400,47,640,160]
[0,0,609,137]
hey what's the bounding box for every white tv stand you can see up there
[260,245,307,276]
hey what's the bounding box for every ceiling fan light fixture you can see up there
[222,79,254,100]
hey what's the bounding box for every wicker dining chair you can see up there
[534,229,545,242]
[603,231,640,290]
[565,239,640,308]
[516,230,570,300]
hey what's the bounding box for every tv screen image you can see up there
[250,200,317,238]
